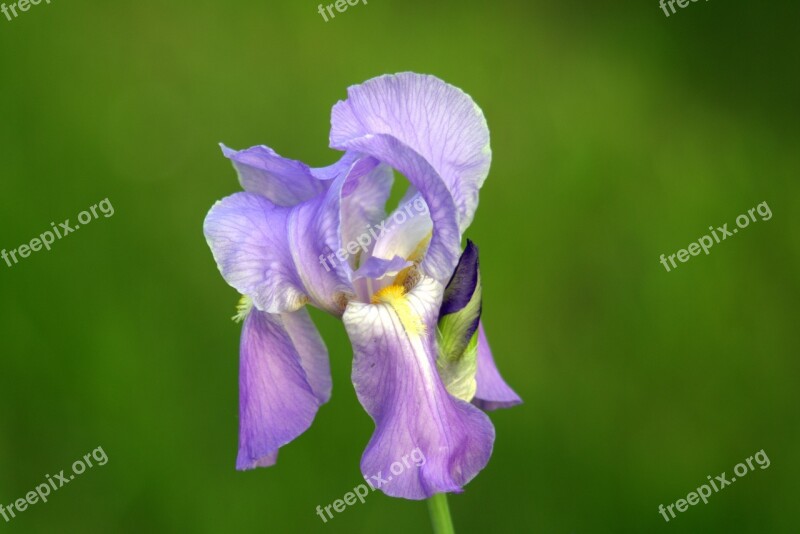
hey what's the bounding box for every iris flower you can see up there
[204,73,521,503]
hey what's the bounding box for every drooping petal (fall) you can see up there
[204,192,310,313]
[237,308,331,470]
[473,322,522,411]
[281,309,332,404]
[344,277,495,499]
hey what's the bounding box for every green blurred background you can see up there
[1,0,798,532]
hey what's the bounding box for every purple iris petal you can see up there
[440,240,480,317]
[204,192,310,313]
[330,73,494,282]
[369,193,433,264]
[205,157,387,315]
[237,308,331,470]
[344,277,495,499]
[473,322,522,411]
[330,73,492,233]
[338,158,395,262]
[351,255,414,302]
[281,309,332,403]
[332,133,461,281]
[352,255,413,281]
[222,144,358,206]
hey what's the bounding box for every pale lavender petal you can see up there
[473,322,522,411]
[350,255,414,302]
[352,255,413,282]
[344,277,495,499]
[221,144,326,206]
[281,308,331,403]
[332,133,461,282]
[339,158,394,260]
[204,169,364,315]
[237,309,330,470]
[311,151,361,182]
[286,178,356,314]
[370,193,433,265]
[330,73,491,233]
[204,192,309,313]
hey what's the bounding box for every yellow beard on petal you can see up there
[371,284,426,337]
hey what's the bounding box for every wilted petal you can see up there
[473,322,522,411]
[330,73,491,233]
[237,308,330,470]
[344,277,495,499]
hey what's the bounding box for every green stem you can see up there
[426,493,455,534]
